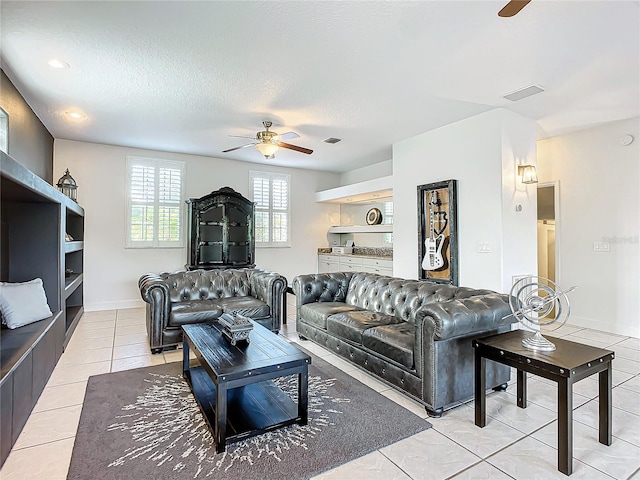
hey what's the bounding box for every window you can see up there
[126,156,185,248]
[383,201,393,244]
[249,171,291,247]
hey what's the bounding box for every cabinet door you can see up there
[318,255,339,273]
[339,256,364,271]
[363,257,393,276]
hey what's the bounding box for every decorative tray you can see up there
[218,312,253,345]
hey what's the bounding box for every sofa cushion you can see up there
[168,300,223,326]
[327,310,402,345]
[300,302,363,329]
[214,296,271,319]
[363,323,415,370]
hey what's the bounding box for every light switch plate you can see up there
[477,243,492,253]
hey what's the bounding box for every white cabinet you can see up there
[363,257,393,276]
[318,254,340,273]
[317,254,393,275]
[339,255,364,272]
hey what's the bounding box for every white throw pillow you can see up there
[0,278,53,329]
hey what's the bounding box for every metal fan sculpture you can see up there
[509,276,576,352]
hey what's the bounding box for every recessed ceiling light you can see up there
[48,58,70,69]
[66,111,86,120]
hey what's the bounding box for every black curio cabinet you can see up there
[186,187,255,270]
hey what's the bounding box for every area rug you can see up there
[67,351,431,480]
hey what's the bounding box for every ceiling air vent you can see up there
[502,84,545,102]
[323,137,342,144]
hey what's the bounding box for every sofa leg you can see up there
[151,347,163,354]
[493,383,508,392]
[426,407,443,418]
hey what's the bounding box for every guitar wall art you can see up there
[417,179,459,285]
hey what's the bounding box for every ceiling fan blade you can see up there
[278,132,300,140]
[229,134,258,140]
[222,143,255,153]
[278,142,313,155]
[498,0,531,17]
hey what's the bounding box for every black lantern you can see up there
[56,169,78,202]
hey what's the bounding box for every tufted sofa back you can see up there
[161,269,252,303]
[345,272,495,324]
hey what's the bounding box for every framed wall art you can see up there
[417,179,458,285]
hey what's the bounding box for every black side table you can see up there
[473,329,614,476]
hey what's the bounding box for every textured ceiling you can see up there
[1,1,638,172]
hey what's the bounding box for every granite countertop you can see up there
[317,247,393,259]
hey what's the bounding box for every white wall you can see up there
[340,159,392,185]
[54,139,339,311]
[392,109,537,292]
[537,117,639,337]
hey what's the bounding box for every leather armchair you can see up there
[139,268,286,353]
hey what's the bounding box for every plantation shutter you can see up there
[250,171,291,247]
[126,157,185,248]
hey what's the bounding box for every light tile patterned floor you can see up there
[1,298,639,479]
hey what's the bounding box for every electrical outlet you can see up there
[593,241,610,252]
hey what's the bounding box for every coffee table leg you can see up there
[474,348,486,427]
[299,363,309,425]
[517,370,527,408]
[182,340,190,376]
[599,364,612,446]
[215,382,227,453]
[558,378,573,475]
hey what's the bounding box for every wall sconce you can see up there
[518,165,538,184]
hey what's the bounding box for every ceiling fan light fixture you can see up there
[256,142,279,158]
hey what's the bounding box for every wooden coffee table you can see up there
[473,329,614,476]
[182,321,311,453]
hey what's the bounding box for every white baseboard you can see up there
[567,315,639,339]
[84,299,146,312]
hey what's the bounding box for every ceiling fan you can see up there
[498,0,531,17]
[222,121,313,159]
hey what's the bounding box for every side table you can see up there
[473,329,614,476]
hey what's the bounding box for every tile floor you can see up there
[1,297,639,479]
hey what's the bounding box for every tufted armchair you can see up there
[139,268,286,353]
[293,272,517,417]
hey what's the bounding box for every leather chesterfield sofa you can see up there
[139,268,287,353]
[293,272,517,417]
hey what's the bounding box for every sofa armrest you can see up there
[139,273,170,303]
[249,269,287,329]
[415,293,514,341]
[138,273,171,348]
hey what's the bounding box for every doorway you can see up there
[537,184,558,283]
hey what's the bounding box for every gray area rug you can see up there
[67,350,430,480]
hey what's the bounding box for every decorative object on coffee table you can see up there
[509,275,576,352]
[218,311,253,345]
